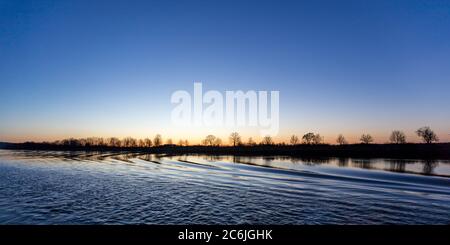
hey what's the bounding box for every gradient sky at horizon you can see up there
[1,0,450,144]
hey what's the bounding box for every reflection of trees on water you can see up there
[228,156,334,165]
[121,153,168,163]
[263,156,275,165]
[111,152,142,163]
[422,160,438,175]
[302,158,330,165]
[22,150,444,176]
[387,159,407,173]
[134,155,439,176]
[288,157,331,165]
[385,159,439,175]
[203,155,224,162]
[352,159,374,169]
[337,158,349,167]
[232,155,241,163]
[139,154,153,162]
[230,156,272,168]
[230,156,276,166]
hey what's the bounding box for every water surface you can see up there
[0,150,449,224]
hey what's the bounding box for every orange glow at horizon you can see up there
[2,130,449,145]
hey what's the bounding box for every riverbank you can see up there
[1,142,450,159]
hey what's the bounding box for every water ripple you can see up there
[0,150,449,224]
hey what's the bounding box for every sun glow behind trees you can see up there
[17,126,441,147]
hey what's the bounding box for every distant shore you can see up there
[1,142,450,160]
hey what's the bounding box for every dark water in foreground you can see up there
[0,150,449,224]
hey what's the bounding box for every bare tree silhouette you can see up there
[86,137,101,146]
[261,135,274,145]
[203,135,217,146]
[336,134,348,145]
[416,126,439,143]
[290,135,299,145]
[390,130,406,144]
[78,138,87,147]
[107,137,121,147]
[144,138,152,147]
[122,137,137,147]
[229,132,242,146]
[62,138,80,147]
[360,134,374,144]
[302,133,315,144]
[214,137,222,146]
[313,134,323,145]
[247,137,256,146]
[153,134,162,147]
[302,133,322,144]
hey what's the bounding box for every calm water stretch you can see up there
[0,150,449,224]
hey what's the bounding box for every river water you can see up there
[0,150,449,224]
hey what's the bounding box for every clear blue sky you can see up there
[1,0,449,143]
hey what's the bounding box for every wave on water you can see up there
[0,150,449,224]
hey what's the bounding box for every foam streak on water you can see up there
[0,150,449,224]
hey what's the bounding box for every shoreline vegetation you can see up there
[1,127,448,159]
[1,142,450,159]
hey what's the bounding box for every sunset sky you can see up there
[1,0,450,144]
